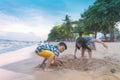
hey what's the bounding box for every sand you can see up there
[0,42,120,80]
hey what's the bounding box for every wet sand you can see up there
[0,42,120,80]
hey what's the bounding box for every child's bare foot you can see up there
[35,63,46,69]
[35,64,43,68]
[88,59,92,63]
[80,57,85,62]
[44,68,53,72]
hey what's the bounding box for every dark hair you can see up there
[76,37,91,51]
[58,42,67,49]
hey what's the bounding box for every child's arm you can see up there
[74,47,77,59]
[54,56,63,66]
[54,56,58,62]
[93,39,108,49]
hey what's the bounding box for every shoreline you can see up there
[0,45,38,66]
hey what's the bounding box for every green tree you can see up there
[94,0,120,39]
[72,19,84,37]
[62,15,74,41]
[48,25,63,41]
[81,0,120,39]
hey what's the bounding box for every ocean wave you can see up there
[0,39,38,54]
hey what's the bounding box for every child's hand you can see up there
[57,60,63,66]
[54,60,63,66]
[54,60,59,65]
[54,56,63,66]
[54,56,59,65]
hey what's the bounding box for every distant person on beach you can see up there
[74,37,108,63]
[35,42,67,71]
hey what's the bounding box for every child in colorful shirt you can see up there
[74,37,108,63]
[35,42,67,71]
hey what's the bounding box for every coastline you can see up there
[0,45,38,66]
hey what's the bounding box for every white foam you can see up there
[0,45,37,66]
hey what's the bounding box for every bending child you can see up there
[74,37,108,63]
[35,42,67,71]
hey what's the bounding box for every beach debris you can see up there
[111,68,116,73]
[84,68,88,71]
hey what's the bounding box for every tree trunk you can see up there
[94,31,97,39]
[78,31,83,37]
[109,26,114,40]
[103,33,107,39]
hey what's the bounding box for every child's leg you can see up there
[36,50,55,71]
[88,45,92,63]
[74,47,78,59]
[93,39,108,49]
[40,58,47,67]
[35,58,47,68]
[42,58,47,64]
[88,51,92,63]
[81,48,85,61]
[44,57,54,71]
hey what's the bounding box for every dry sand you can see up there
[0,42,120,80]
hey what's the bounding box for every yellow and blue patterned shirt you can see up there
[35,43,60,56]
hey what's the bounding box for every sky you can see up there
[0,0,97,41]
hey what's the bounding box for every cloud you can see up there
[0,9,63,41]
[0,31,41,41]
[0,0,97,42]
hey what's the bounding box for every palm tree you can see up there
[62,15,74,41]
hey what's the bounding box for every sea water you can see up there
[0,39,37,54]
